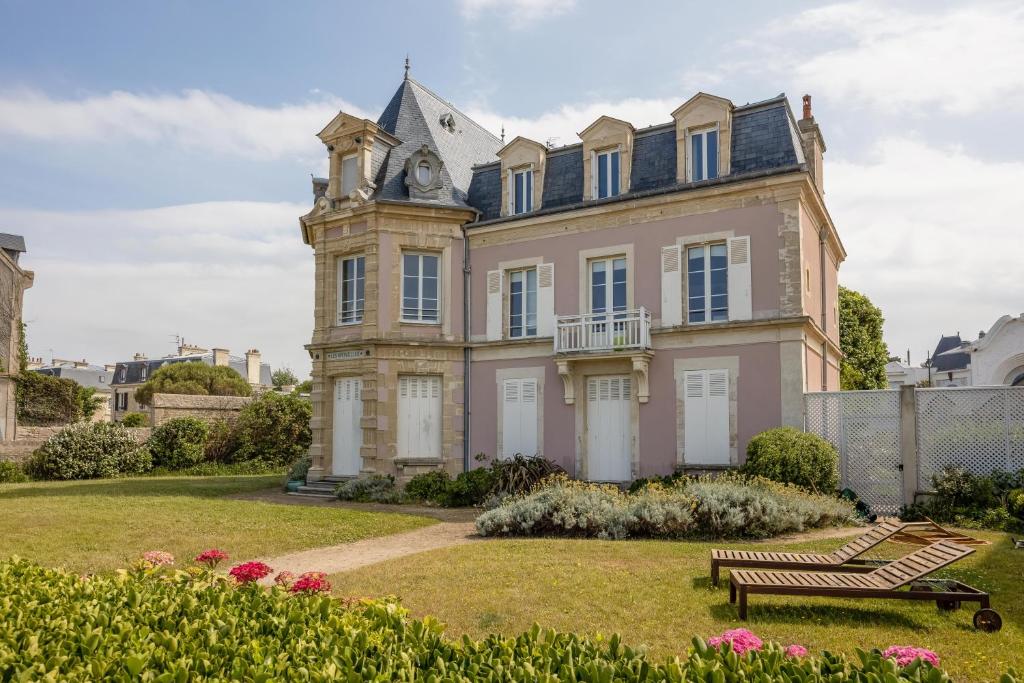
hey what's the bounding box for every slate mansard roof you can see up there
[932,334,971,372]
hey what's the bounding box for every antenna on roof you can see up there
[404,54,410,80]
[500,124,505,144]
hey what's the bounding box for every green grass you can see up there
[0,475,435,573]
[331,531,1023,682]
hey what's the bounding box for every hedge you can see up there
[0,558,1007,681]
[14,371,81,425]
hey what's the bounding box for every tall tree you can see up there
[838,286,890,390]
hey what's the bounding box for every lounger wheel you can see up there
[973,608,1002,632]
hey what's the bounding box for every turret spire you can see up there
[404,55,410,80]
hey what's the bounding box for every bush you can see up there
[404,470,451,503]
[14,371,81,425]
[287,455,312,483]
[203,418,240,462]
[133,361,252,407]
[336,474,401,503]
[442,467,496,507]
[147,417,209,470]
[0,460,28,483]
[120,411,148,427]
[24,422,152,480]
[742,427,839,493]
[0,558,996,681]
[490,454,565,498]
[903,466,1024,532]
[231,392,311,467]
[476,473,855,540]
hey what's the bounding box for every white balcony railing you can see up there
[554,307,652,354]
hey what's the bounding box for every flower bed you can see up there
[476,473,856,540]
[0,557,1005,682]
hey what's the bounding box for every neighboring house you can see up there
[960,315,1024,386]
[299,71,843,484]
[885,360,930,387]
[32,358,115,422]
[0,233,33,441]
[930,333,972,387]
[110,343,271,421]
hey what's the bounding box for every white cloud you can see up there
[458,0,576,27]
[0,89,369,161]
[11,201,315,376]
[828,138,1024,359]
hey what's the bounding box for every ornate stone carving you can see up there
[556,359,575,405]
[404,145,444,200]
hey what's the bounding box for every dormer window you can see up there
[416,161,432,185]
[510,168,533,214]
[689,127,719,182]
[594,149,620,199]
[341,154,358,196]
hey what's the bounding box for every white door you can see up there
[501,379,538,458]
[398,375,442,459]
[683,369,730,464]
[332,378,363,476]
[586,375,632,481]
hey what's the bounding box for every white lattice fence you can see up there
[916,387,1024,489]
[805,390,903,514]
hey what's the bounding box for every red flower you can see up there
[194,549,229,569]
[289,571,331,594]
[228,561,273,584]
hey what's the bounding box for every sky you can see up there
[1,0,1022,377]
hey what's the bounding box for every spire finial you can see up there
[500,124,505,144]
[404,55,410,79]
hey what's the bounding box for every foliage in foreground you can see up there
[742,426,839,493]
[14,371,93,426]
[133,361,252,407]
[229,391,312,467]
[401,455,567,507]
[119,411,148,427]
[24,422,151,481]
[903,465,1024,532]
[0,558,1007,682]
[476,473,855,540]
[0,460,28,483]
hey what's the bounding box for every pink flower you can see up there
[142,551,174,567]
[289,571,331,594]
[273,571,296,587]
[785,644,808,658]
[194,549,229,569]
[882,646,940,668]
[228,561,273,584]
[707,628,763,655]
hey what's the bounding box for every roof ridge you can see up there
[405,77,502,145]
[734,93,788,112]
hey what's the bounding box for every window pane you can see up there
[422,255,438,278]
[341,156,358,195]
[422,276,437,300]
[710,243,727,269]
[417,162,431,185]
[610,151,620,196]
[404,254,419,277]
[612,258,627,312]
[514,172,524,214]
[710,267,727,296]
[525,269,537,335]
[597,154,608,198]
[688,271,705,298]
[689,308,706,324]
[525,171,533,211]
[706,130,718,180]
[691,134,704,181]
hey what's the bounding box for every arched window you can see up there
[416,161,432,186]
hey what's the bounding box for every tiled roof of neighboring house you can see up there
[34,364,112,392]
[373,77,502,208]
[932,334,970,372]
[110,355,272,387]
[465,94,805,224]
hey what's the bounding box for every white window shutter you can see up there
[486,270,503,341]
[706,369,730,465]
[727,236,752,321]
[501,380,520,458]
[660,245,682,327]
[335,257,344,325]
[683,371,707,463]
[537,263,555,337]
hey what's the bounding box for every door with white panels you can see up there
[397,376,442,459]
[332,378,363,476]
[683,369,730,465]
[501,378,538,458]
[586,375,632,481]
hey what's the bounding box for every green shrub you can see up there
[202,418,239,462]
[147,417,209,470]
[0,460,28,483]
[231,392,311,467]
[742,427,839,493]
[133,361,252,407]
[120,411,148,427]
[903,466,1024,531]
[627,471,685,493]
[24,422,152,480]
[14,371,81,425]
[442,467,496,507]
[476,473,854,540]
[336,474,401,503]
[490,454,565,498]
[1008,488,1024,519]
[404,470,451,503]
[0,558,993,681]
[287,455,312,483]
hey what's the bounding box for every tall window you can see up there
[508,268,537,338]
[512,168,533,214]
[690,128,719,182]
[687,243,728,323]
[337,255,365,324]
[594,149,620,199]
[402,252,440,322]
[340,154,358,195]
[590,257,627,317]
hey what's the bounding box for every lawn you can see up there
[331,530,1023,682]
[0,475,434,573]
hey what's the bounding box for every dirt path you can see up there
[257,521,479,580]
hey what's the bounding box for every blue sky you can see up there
[2,0,1022,376]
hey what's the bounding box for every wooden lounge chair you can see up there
[728,540,1001,631]
[889,517,990,547]
[710,521,930,586]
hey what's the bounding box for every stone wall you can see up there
[148,393,252,426]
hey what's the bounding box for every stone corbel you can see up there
[556,358,575,405]
[631,354,651,403]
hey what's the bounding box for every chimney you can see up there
[245,349,261,385]
[796,93,825,195]
[178,341,208,357]
[133,352,147,361]
[212,348,229,367]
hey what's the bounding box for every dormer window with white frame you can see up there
[509,167,533,215]
[688,126,719,182]
[340,154,359,196]
[593,148,621,199]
